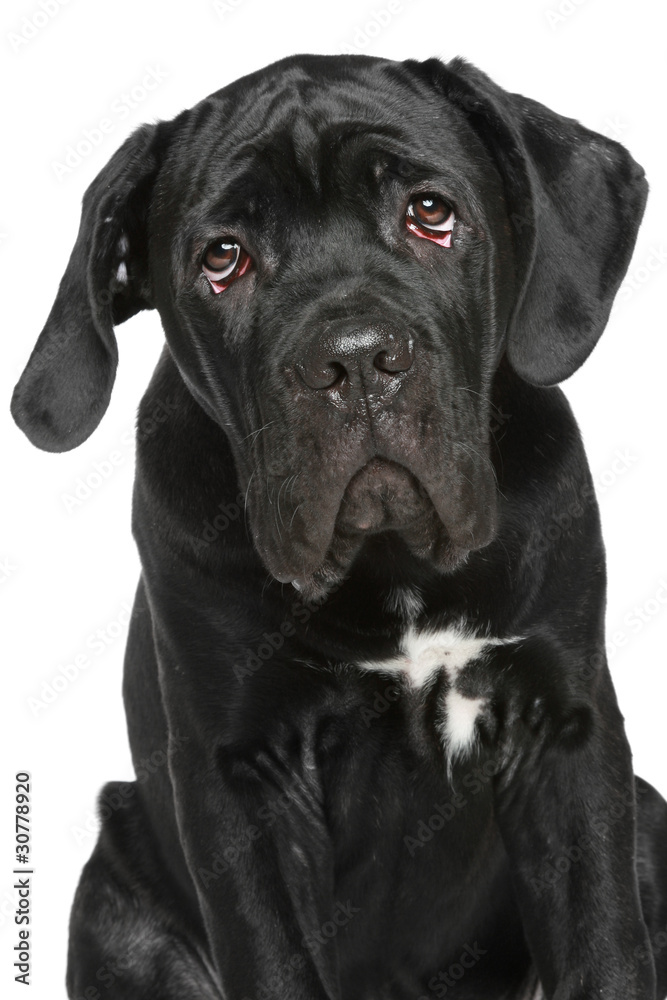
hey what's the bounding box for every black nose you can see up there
[297,327,414,395]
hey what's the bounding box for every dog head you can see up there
[11,55,647,595]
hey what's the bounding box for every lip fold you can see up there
[249,450,498,599]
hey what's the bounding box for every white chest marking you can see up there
[441,690,487,759]
[356,625,513,760]
[357,625,498,687]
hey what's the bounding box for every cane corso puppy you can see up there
[11,53,667,1000]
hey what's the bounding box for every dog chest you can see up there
[354,625,515,761]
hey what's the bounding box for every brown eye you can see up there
[203,241,240,277]
[406,194,455,247]
[201,240,253,293]
[409,195,455,230]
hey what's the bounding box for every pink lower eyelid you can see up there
[406,218,453,247]
[204,249,252,293]
[204,264,235,290]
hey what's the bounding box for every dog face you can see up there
[150,58,516,591]
[11,54,647,596]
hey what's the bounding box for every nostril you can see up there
[297,359,347,390]
[374,335,414,375]
[296,327,414,394]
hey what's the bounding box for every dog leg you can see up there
[504,776,667,1000]
[164,737,341,1000]
[635,776,667,999]
[66,781,221,1000]
[487,638,657,1000]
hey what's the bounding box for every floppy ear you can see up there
[407,57,648,385]
[11,120,173,451]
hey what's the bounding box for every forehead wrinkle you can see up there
[222,71,412,198]
[183,116,475,248]
[159,61,487,235]
[179,67,414,202]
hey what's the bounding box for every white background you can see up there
[2,0,666,996]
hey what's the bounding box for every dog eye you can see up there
[406,195,455,247]
[202,240,252,293]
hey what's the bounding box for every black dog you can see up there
[12,54,667,1000]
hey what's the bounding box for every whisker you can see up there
[289,502,304,529]
[454,440,500,491]
[242,420,276,445]
[243,469,256,536]
[455,385,507,430]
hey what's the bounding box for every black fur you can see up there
[11,54,667,1000]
